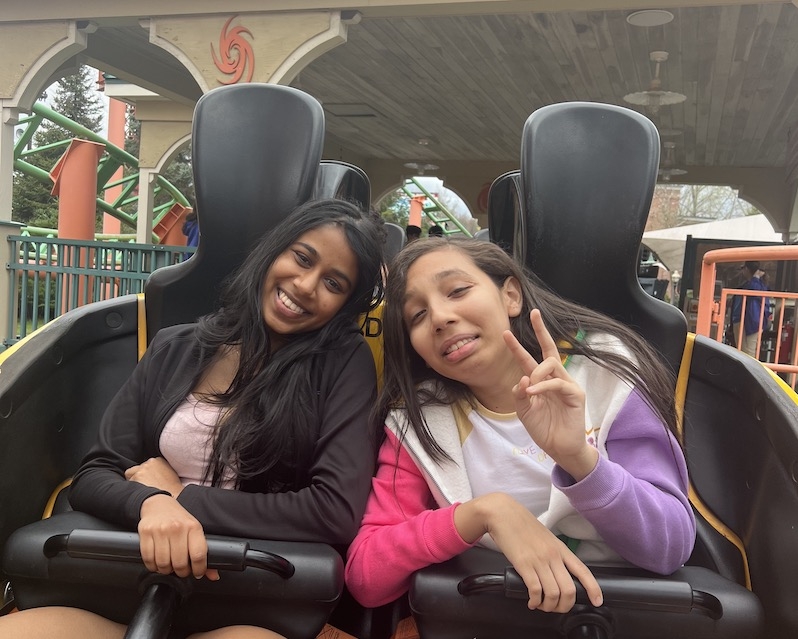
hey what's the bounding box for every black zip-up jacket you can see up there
[69,323,378,546]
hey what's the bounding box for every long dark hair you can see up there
[195,198,385,489]
[379,237,677,463]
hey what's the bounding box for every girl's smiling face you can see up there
[262,224,358,340]
[402,247,523,391]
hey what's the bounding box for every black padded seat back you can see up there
[383,222,405,263]
[144,84,325,340]
[313,160,371,210]
[520,102,686,371]
[487,170,523,257]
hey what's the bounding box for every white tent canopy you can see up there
[641,215,784,272]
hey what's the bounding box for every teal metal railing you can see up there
[7,235,194,346]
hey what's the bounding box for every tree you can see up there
[124,103,140,159]
[12,66,103,229]
[161,148,195,210]
[51,67,103,132]
[378,190,410,227]
[677,184,758,222]
[124,105,194,219]
[436,188,480,235]
[647,184,760,232]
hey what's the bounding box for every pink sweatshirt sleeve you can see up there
[345,429,473,607]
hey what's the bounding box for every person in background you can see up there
[1,198,386,639]
[427,224,444,237]
[346,238,694,613]
[405,224,422,244]
[730,261,770,357]
[182,210,200,260]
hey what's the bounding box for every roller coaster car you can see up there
[1,88,797,639]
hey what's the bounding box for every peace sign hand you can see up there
[502,310,598,481]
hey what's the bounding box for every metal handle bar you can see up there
[43,529,295,578]
[458,568,721,620]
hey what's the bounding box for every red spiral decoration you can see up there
[211,16,255,85]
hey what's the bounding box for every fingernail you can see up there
[594,595,603,607]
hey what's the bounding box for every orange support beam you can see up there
[51,139,105,239]
[409,195,425,227]
[50,139,105,309]
[153,202,191,246]
[103,97,126,234]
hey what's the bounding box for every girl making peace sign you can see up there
[345,237,695,614]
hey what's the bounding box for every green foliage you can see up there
[125,105,194,213]
[378,190,410,227]
[51,67,103,132]
[124,104,141,164]
[161,147,195,209]
[12,66,103,229]
[20,276,56,325]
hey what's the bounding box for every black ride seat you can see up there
[409,102,765,638]
[1,83,374,639]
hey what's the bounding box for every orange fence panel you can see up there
[695,244,798,386]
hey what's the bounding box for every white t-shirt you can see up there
[457,401,555,517]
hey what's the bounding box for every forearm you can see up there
[70,467,170,529]
[345,431,473,607]
[178,478,371,544]
[346,504,469,607]
[554,429,694,574]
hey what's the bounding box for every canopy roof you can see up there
[642,215,784,271]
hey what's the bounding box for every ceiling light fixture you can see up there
[403,162,439,175]
[658,141,687,182]
[626,10,674,27]
[623,51,686,114]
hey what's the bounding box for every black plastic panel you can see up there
[685,337,798,637]
[0,297,139,554]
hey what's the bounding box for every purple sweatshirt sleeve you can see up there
[552,389,695,574]
[345,430,474,607]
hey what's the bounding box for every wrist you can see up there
[454,493,517,543]
[557,446,599,482]
[140,491,173,515]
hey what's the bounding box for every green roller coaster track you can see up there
[401,176,473,237]
[13,102,191,243]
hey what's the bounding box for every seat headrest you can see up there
[144,84,325,338]
[519,102,687,371]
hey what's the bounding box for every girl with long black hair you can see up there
[3,198,385,639]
